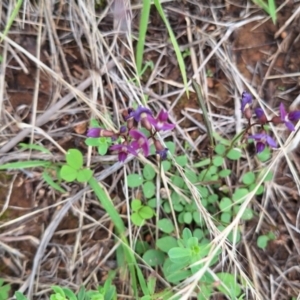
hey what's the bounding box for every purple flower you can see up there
[255,107,267,124]
[87,128,115,138]
[156,148,168,160]
[148,110,175,132]
[279,103,300,131]
[241,91,252,112]
[129,129,150,156]
[126,106,153,122]
[109,143,138,162]
[248,133,277,153]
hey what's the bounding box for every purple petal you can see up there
[119,152,127,162]
[156,148,168,160]
[256,142,265,153]
[109,144,122,151]
[141,141,150,156]
[266,136,277,148]
[132,106,153,122]
[288,110,300,122]
[128,142,139,154]
[255,107,264,119]
[279,103,287,121]
[241,91,252,111]
[160,122,175,131]
[87,128,101,137]
[285,121,295,131]
[157,110,168,122]
[248,133,264,141]
[129,129,146,140]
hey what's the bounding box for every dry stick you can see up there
[0,60,115,154]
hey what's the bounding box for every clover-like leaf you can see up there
[66,149,83,169]
[158,218,174,234]
[143,249,165,267]
[139,206,154,219]
[142,181,155,198]
[127,174,143,188]
[60,165,78,182]
[76,168,93,183]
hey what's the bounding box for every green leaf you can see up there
[226,148,242,160]
[61,288,77,300]
[216,273,241,298]
[42,171,66,193]
[182,228,193,242]
[241,208,254,220]
[212,156,224,167]
[139,206,154,219]
[193,229,204,240]
[156,236,178,252]
[14,292,29,300]
[193,158,211,168]
[60,165,77,182]
[165,141,175,155]
[97,142,109,155]
[168,247,191,264]
[232,188,249,203]
[51,286,65,297]
[257,235,269,249]
[185,169,198,183]
[221,212,231,224]
[85,137,101,147]
[183,212,193,224]
[214,144,226,155]
[143,249,165,267]
[19,143,51,154]
[257,147,271,162]
[131,199,142,211]
[143,164,156,180]
[0,160,51,170]
[162,160,171,172]
[242,172,256,185]
[76,168,93,183]
[142,181,155,198]
[219,169,231,178]
[126,174,143,188]
[219,197,232,212]
[171,175,185,188]
[158,218,174,233]
[175,155,188,167]
[66,149,83,169]
[131,212,144,226]
[0,281,10,300]
[208,194,218,203]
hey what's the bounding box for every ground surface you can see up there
[1,1,300,299]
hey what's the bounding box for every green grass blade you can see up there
[19,143,51,154]
[0,160,51,170]
[268,0,277,24]
[153,0,188,96]
[0,0,23,43]
[136,0,151,75]
[192,80,215,148]
[88,176,148,296]
[42,171,66,193]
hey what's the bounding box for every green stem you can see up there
[88,176,148,296]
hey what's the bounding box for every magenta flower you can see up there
[109,143,138,162]
[129,129,150,156]
[126,106,153,122]
[279,103,300,131]
[255,107,267,124]
[241,91,252,112]
[248,133,277,153]
[87,128,115,138]
[148,110,175,131]
[156,148,168,160]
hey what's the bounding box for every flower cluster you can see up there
[87,106,175,162]
[241,92,300,153]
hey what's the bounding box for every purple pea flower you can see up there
[148,110,175,132]
[87,128,115,138]
[255,107,267,124]
[241,91,252,112]
[109,143,138,162]
[279,103,300,131]
[126,106,153,122]
[153,139,168,160]
[248,133,277,153]
[129,129,150,156]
